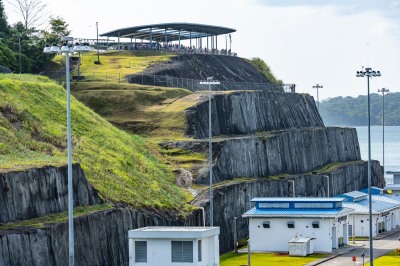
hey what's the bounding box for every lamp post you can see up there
[378,88,389,175]
[43,37,89,266]
[199,77,220,227]
[312,84,323,111]
[356,67,381,266]
[96,22,100,64]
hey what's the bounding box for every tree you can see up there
[0,0,9,35]
[8,0,48,31]
[44,16,70,43]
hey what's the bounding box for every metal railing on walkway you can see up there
[128,73,296,93]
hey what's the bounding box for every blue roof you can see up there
[338,191,367,202]
[243,207,353,218]
[251,197,344,203]
[343,198,396,214]
[359,187,384,195]
[373,195,400,205]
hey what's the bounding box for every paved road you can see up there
[316,232,400,266]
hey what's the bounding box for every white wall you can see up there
[348,214,384,237]
[249,217,348,253]
[128,237,219,266]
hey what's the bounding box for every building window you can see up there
[198,240,202,262]
[172,241,193,263]
[287,221,295,228]
[262,221,270,228]
[312,221,320,228]
[135,241,147,262]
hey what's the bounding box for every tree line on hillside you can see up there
[0,0,70,73]
[319,92,400,126]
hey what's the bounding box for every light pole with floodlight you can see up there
[378,88,389,175]
[356,67,381,266]
[312,84,323,111]
[199,77,220,227]
[43,37,89,266]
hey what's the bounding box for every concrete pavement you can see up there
[306,228,400,266]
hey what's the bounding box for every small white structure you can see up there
[243,197,353,253]
[128,226,220,266]
[386,170,400,184]
[288,237,314,256]
[384,184,400,197]
[341,188,400,237]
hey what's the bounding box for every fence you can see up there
[48,70,296,93]
[128,73,296,93]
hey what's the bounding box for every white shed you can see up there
[288,237,314,256]
[128,226,220,266]
[243,197,353,253]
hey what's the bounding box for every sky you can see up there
[3,0,400,100]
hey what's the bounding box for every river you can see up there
[355,126,400,184]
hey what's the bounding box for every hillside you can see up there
[0,74,188,209]
[320,93,400,126]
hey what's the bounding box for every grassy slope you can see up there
[0,74,188,209]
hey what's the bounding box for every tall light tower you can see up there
[378,88,389,175]
[356,67,381,266]
[44,38,90,266]
[199,77,220,227]
[312,84,323,111]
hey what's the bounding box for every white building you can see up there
[385,169,400,196]
[242,197,353,253]
[128,227,220,266]
[341,188,400,237]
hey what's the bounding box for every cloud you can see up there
[256,0,400,17]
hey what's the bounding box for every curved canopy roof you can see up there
[100,23,236,42]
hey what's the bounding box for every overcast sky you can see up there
[4,0,400,100]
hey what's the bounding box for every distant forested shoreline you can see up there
[319,92,400,126]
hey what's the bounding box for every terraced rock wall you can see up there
[185,91,324,138]
[0,165,101,223]
[0,208,202,266]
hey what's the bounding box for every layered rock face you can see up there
[0,208,202,266]
[192,161,384,252]
[185,91,324,138]
[129,54,270,83]
[164,127,361,183]
[0,165,101,223]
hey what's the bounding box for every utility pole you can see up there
[378,88,389,174]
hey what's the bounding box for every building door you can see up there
[331,227,337,249]
[343,224,348,244]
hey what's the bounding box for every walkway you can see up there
[306,228,400,266]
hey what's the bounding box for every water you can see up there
[355,126,400,184]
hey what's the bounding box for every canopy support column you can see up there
[178,30,181,49]
[118,32,120,51]
[190,31,192,47]
[150,27,153,49]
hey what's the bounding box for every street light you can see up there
[378,88,389,175]
[43,37,89,266]
[356,67,381,266]
[312,84,323,111]
[199,77,220,227]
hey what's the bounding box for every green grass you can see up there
[0,204,113,230]
[53,51,175,83]
[69,82,194,139]
[220,252,326,266]
[366,250,400,266]
[0,74,188,209]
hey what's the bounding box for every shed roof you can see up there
[242,207,353,218]
[289,237,314,243]
[251,197,344,203]
[100,23,236,42]
[128,226,220,239]
[386,169,400,174]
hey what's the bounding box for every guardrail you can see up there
[128,74,295,93]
